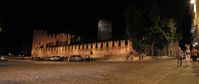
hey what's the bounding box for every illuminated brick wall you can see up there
[32,39,134,61]
[31,30,80,57]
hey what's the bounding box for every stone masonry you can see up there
[31,30,134,61]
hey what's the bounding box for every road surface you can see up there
[0,59,198,84]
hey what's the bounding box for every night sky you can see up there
[0,0,129,46]
[0,0,190,55]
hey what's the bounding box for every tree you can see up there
[124,2,150,52]
[125,0,181,56]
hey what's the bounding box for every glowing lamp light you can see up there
[194,4,197,12]
[193,42,198,47]
[190,0,195,4]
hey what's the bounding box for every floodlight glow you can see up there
[190,0,195,4]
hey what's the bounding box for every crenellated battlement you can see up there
[31,29,134,61]
[32,39,134,61]
[32,30,81,54]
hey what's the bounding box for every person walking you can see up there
[176,47,184,66]
[126,52,133,61]
[191,47,198,62]
[139,53,145,60]
[185,47,191,66]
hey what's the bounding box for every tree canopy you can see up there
[125,0,183,55]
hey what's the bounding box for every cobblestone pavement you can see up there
[157,60,199,84]
[0,59,198,84]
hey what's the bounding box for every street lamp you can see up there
[190,0,195,4]
[190,0,197,24]
[190,0,198,46]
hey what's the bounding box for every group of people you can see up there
[126,51,145,61]
[177,47,198,66]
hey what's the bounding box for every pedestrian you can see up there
[126,52,133,61]
[90,51,93,61]
[191,47,198,62]
[139,52,145,60]
[176,47,184,66]
[185,47,191,66]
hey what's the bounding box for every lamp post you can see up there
[190,0,198,47]
[190,0,197,24]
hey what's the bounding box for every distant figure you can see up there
[191,47,198,62]
[89,51,93,61]
[176,47,184,66]
[139,53,145,60]
[185,47,191,66]
[126,52,133,61]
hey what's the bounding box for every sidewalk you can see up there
[157,60,199,84]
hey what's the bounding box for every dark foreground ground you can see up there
[0,59,199,84]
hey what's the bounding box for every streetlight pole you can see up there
[190,0,198,47]
[190,0,197,25]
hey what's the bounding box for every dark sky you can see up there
[0,0,190,55]
[0,0,130,54]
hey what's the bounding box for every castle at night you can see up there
[31,20,134,61]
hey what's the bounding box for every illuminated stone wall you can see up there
[32,30,135,61]
[31,30,80,56]
[32,40,134,61]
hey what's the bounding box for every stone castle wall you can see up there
[31,30,134,61]
[32,30,80,50]
[32,40,133,60]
